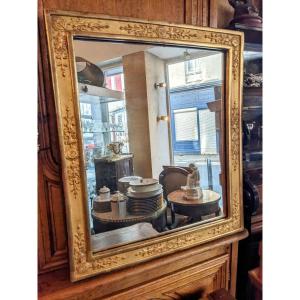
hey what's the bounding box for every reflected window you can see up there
[185,58,204,83]
[167,53,223,194]
[174,108,198,141]
[198,109,218,155]
[105,67,125,92]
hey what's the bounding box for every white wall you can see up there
[123,51,171,179]
[144,52,171,179]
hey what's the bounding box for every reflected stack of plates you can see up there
[127,178,163,215]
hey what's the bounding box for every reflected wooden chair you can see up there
[159,166,192,228]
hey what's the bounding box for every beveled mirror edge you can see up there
[44,9,244,282]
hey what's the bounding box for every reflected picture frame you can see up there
[45,9,244,282]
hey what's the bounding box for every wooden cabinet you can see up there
[94,155,133,192]
[38,0,246,298]
[38,233,246,299]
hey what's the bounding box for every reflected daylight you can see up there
[73,38,226,252]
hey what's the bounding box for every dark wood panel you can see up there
[185,0,217,27]
[38,0,61,165]
[38,0,69,274]
[43,0,186,24]
[38,55,50,152]
[38,150,68,273]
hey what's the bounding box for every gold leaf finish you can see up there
[119,23,200,40]
[62,17,109,32]
[52,30,68,77]
[45,11,244,281]
[51,16,109,77]
[63,107,81,198]
[231,102,240,172]
[74,225,126,275]
[135,233,200,258]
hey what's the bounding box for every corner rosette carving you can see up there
[51,16,110,77]
[73,225,126,275]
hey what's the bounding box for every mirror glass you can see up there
[73,38,226,252]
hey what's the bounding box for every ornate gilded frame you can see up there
[45,10,244,282]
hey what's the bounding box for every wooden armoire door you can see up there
[38,0,218,275]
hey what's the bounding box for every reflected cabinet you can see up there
[44,10,244,282]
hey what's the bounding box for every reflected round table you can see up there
[92,200,167,233]
[167,189,222,221]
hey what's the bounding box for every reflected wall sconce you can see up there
[155,81,168,122]
[154,82,167,89]
[157,115,169,122]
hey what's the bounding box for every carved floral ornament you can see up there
[73,225,126,275]
[231,101,240,171]
[50,15,241,80]
[63,106,81,198]
[46,11,244,281]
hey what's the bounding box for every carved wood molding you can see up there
[44,11,244,281]
[48,13,242,193]
[57,254,229,300]
[231,102,240,171]
[73,225,126,275]
[103,255,229,299]
[119,23,199,39]
[51,16,109,77]
[37,0,240,288]
[62,107,81,199]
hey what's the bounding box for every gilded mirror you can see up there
[45,10,244,281]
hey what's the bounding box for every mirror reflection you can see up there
[73,39,226,252]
